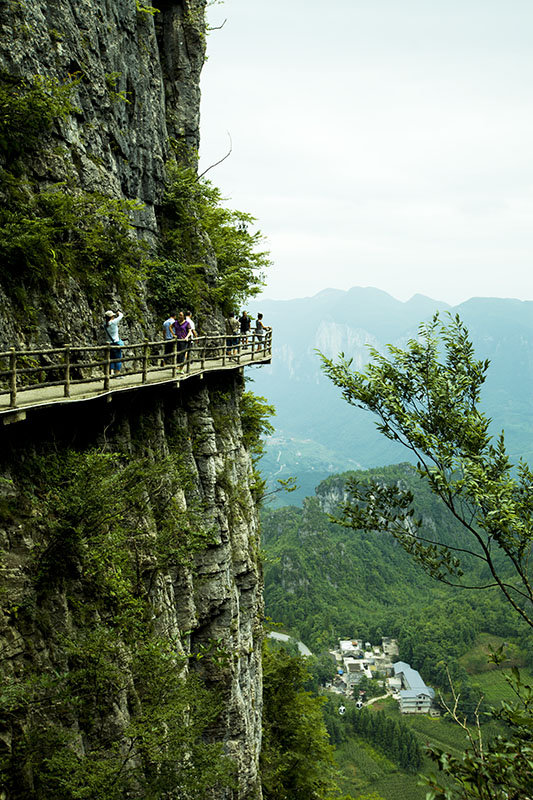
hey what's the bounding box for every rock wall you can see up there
[0,371,263,798]
[0,5,268,795]
[0,0,209,349]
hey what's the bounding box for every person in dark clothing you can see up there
[239,311,251,345]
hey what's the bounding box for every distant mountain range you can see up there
[249,287,533,505]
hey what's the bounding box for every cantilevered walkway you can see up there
[0,332,272,424]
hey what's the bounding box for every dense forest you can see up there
[262,463,533,704]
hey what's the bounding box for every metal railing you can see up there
[0,331,272,410]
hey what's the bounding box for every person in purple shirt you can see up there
[173,311,191,365]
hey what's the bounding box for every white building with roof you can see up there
[393,661,435,714]
[339,639,360,656]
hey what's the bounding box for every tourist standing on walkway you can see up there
[162,311,177,364]
[239,311,251,345]
[173,311,191,365]
[254,313,270,350]
[185,310,198,338]
[105,310,124,377]
[185,310,198,360]
[226,312,240,356]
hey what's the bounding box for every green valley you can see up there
[262,462,532,799]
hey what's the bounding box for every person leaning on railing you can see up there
[254,313,271,350]
[104,310,124,378]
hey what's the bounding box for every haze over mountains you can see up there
[250,287,533,504]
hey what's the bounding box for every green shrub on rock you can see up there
[0,72,80,162]
[151,161,270,316]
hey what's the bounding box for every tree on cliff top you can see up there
[320,313,533,800]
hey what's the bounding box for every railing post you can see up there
[251,334,255,361]
[104,345,111,390]
[9,348,17,408]
[171,338,177,378]
[142,338,149,383]
[236,335,241,364]
[64,345,71,397]
[186,337,192,374]
[201,337,206,370]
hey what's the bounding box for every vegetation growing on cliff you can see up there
[151,160,270,317]
[0,72,80,162]
[239,390,276,502]
[0,72,151,315]
[0,448,233,799]
[0,177,148,310]
[0,72,269,325]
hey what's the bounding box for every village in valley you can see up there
[326,637,438,716]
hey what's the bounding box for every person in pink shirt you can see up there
[173,311,191,365]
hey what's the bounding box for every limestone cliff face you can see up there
[0,3,266,797]
[0,0,209,349]
[314,477,351,517]
[0,373,264,798]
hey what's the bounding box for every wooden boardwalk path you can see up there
[0,332,272,424]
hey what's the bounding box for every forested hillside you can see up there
[262,464,533,688]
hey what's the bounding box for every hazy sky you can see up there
[199,0,533,305]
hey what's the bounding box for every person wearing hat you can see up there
[104,309,124,377]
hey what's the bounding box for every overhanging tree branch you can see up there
[319,312,533,630]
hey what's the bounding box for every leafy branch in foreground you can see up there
[423,657,533,800]
[319,313,533,630]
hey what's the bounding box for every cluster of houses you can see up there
[327,637,436,715]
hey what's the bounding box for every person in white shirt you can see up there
[254,313,270,351]
[104,310,124,377]
[185,310,198,337]
[185,310,198,361]
[162,311,177,364]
